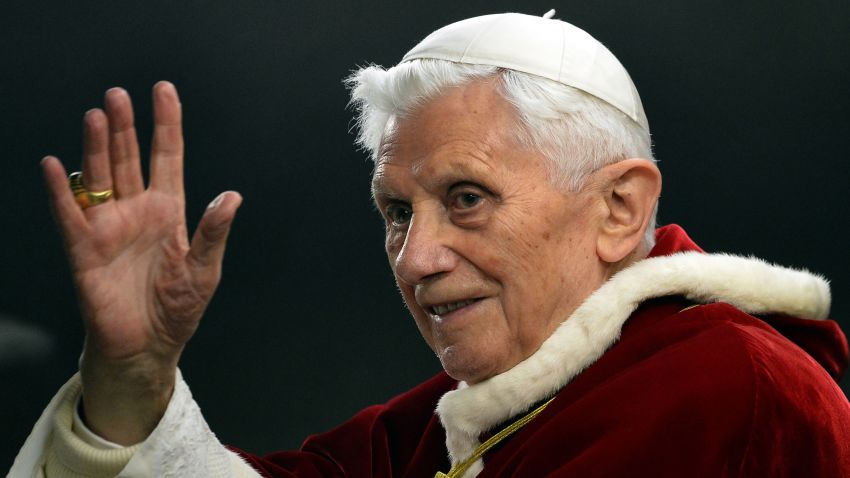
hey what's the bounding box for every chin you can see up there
[438,344,505,384]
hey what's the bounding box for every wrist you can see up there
[79,350,179,445]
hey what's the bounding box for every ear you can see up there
[595,158,662,263]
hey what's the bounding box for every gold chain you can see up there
[434,395,556,478]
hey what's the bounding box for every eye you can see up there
[446,183,494,227]
[385,203,412,226]
[454,192,482,209]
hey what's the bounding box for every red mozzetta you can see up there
[233,225,850,477]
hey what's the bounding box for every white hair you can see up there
[346,59,658,248]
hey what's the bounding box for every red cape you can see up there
[232,225,850,477]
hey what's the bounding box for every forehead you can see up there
[371,79,522,191]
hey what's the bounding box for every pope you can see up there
[10,10,850,478]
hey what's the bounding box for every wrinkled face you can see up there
[372,79,610,384]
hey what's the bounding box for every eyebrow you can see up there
[370,179,402,205]
[371,153,500,200]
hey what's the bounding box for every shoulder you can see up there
[685,303,850,475]
[516,301,850,476]
[673,302,841,392]
[620,301,845,411]
[621,301,850,474]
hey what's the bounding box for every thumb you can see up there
[188,191,242,272]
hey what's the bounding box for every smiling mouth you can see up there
[428,298,481,316]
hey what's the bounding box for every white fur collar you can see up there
[436,252,831,476]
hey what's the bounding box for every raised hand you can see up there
[41,82,241,444]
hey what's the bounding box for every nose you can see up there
[393,211,457,286]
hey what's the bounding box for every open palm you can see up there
[41,82,241,442]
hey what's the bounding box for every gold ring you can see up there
[69,172,114,209]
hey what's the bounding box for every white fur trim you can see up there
[437,252,831,472]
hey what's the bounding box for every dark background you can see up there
[2,0,848,469]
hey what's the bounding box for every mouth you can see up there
[427,298,482,316]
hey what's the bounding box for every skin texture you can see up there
[42,78,659,445]
[372,78,661,384]
[41,82,241,445]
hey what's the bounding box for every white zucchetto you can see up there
[401,11,649,130]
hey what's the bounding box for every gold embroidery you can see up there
[434,395,556,478]
[679,304,701,313]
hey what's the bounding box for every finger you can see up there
[42,156,89,243]
[81,109,113,193]
[149,81,184,196]
[105,87,144,197]
[187,191,243,280]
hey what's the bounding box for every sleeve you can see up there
[72,403,127,450]
[10,370,451,478]
[7,371,261,478]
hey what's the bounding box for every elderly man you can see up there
[10,10,850,478]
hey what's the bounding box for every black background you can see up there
[2,0,849,469]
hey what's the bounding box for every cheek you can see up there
[489,209,554,271]
[488,205,595,335]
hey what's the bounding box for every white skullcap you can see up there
[401,11,649,131]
